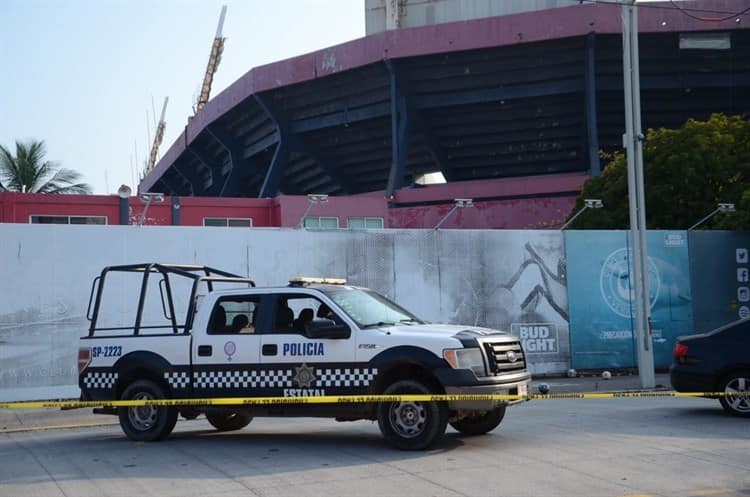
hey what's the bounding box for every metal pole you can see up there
[434,205,459,230]
[138,197,153,226]
[299,200,316,228]
[631,0,655,387]
[560,206,589,230]
[688,207,721,231]
[622,0,655,388]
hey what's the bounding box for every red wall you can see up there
[0,173,586,229]
[275,195,390,228]
[0,193,120,224]
[387,172,585,229]
[178,197,275,227]
[389,196,576,230]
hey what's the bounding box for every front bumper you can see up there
[435,368,531,411]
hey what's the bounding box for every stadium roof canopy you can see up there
[140,0,749,199]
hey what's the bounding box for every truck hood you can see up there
[378,323,511,340]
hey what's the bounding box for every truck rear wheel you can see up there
[206,412,253,431]
[118,380,178,442]
[376,379,448,450]
[449,405,506,436]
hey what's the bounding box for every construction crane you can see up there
[146,97,169,174]
[194,5,227,114]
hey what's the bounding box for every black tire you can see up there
[206,412,253,431]
[449,405,506,436]
[718,370,750,417]
[376,379,448,450]
[118,380,178,442]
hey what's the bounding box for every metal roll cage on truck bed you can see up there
[79,262,530,450]
[86,263,256,336]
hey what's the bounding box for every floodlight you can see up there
[434,198,474,229]
[561,199,605,230]
[689,203,737,231]
[117,185,132,199]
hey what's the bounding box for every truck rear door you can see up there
[191,293,263,398]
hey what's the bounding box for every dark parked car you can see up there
[670,319,750,417]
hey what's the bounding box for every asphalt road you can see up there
[1,396,749,497]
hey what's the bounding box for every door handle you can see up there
[198,345,212,357]
[262,344,277,356]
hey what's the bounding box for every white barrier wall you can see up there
[0,225,569,400]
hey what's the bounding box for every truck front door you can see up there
[259,292,365,398]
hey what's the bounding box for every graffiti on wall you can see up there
[500,241,567,356]
[433,231,570,374]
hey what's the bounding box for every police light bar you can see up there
[289,276,347,286]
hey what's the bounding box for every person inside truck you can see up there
[232,314,254,334]
[274,301,295,332]
[317,304,334,320]
[208,305,229,333]
[293,308,314,332]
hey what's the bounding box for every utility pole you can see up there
[622,0,655,388]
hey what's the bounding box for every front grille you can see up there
[481,337,526,374]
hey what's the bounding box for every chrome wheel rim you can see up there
[128,392,157,431]
[725,376,750,413]
[389,401,427,438]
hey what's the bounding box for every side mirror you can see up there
[305,319,351,339]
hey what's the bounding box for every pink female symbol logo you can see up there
[224,341,237,361]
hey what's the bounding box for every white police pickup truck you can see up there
[79,263,530,450]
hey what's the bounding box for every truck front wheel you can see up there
[449,405,506,436]
[118,380,178,442]
[206,412,253,431]
[377,379,448,450]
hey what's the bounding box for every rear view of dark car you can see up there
[670,319,750,417]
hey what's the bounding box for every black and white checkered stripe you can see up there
[193,370,293,389]
[316,368,377,388]
[83,371,118,389]
[164,371,190,389]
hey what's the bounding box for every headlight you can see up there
[443,348,486,377]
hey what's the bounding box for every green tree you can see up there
[567,113,750,230]
[0,140,92,194]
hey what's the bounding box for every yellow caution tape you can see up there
[0,391,738,410]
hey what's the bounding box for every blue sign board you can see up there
[688,231,750,333]
[565,230,692,369]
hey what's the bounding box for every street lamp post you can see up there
[560,198,604,230]
[434,198,473,229]
[688,203,736,231]
[299,194,329,228]
[622,0,655,388]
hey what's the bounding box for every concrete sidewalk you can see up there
[530,372,672,394]
[1,373,672,433]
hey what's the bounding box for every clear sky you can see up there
[0,0,365,194]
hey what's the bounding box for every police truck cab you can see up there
[79,264,530,450]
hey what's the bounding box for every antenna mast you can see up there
[145,97,169,174]
[194,5,227,114]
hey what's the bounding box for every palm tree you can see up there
[0,140,92,194]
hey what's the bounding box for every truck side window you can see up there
[209,296,261,335]
[269,294,341,335]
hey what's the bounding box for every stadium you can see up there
[138,0,749,226]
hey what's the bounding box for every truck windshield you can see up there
[323,288,424,328]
